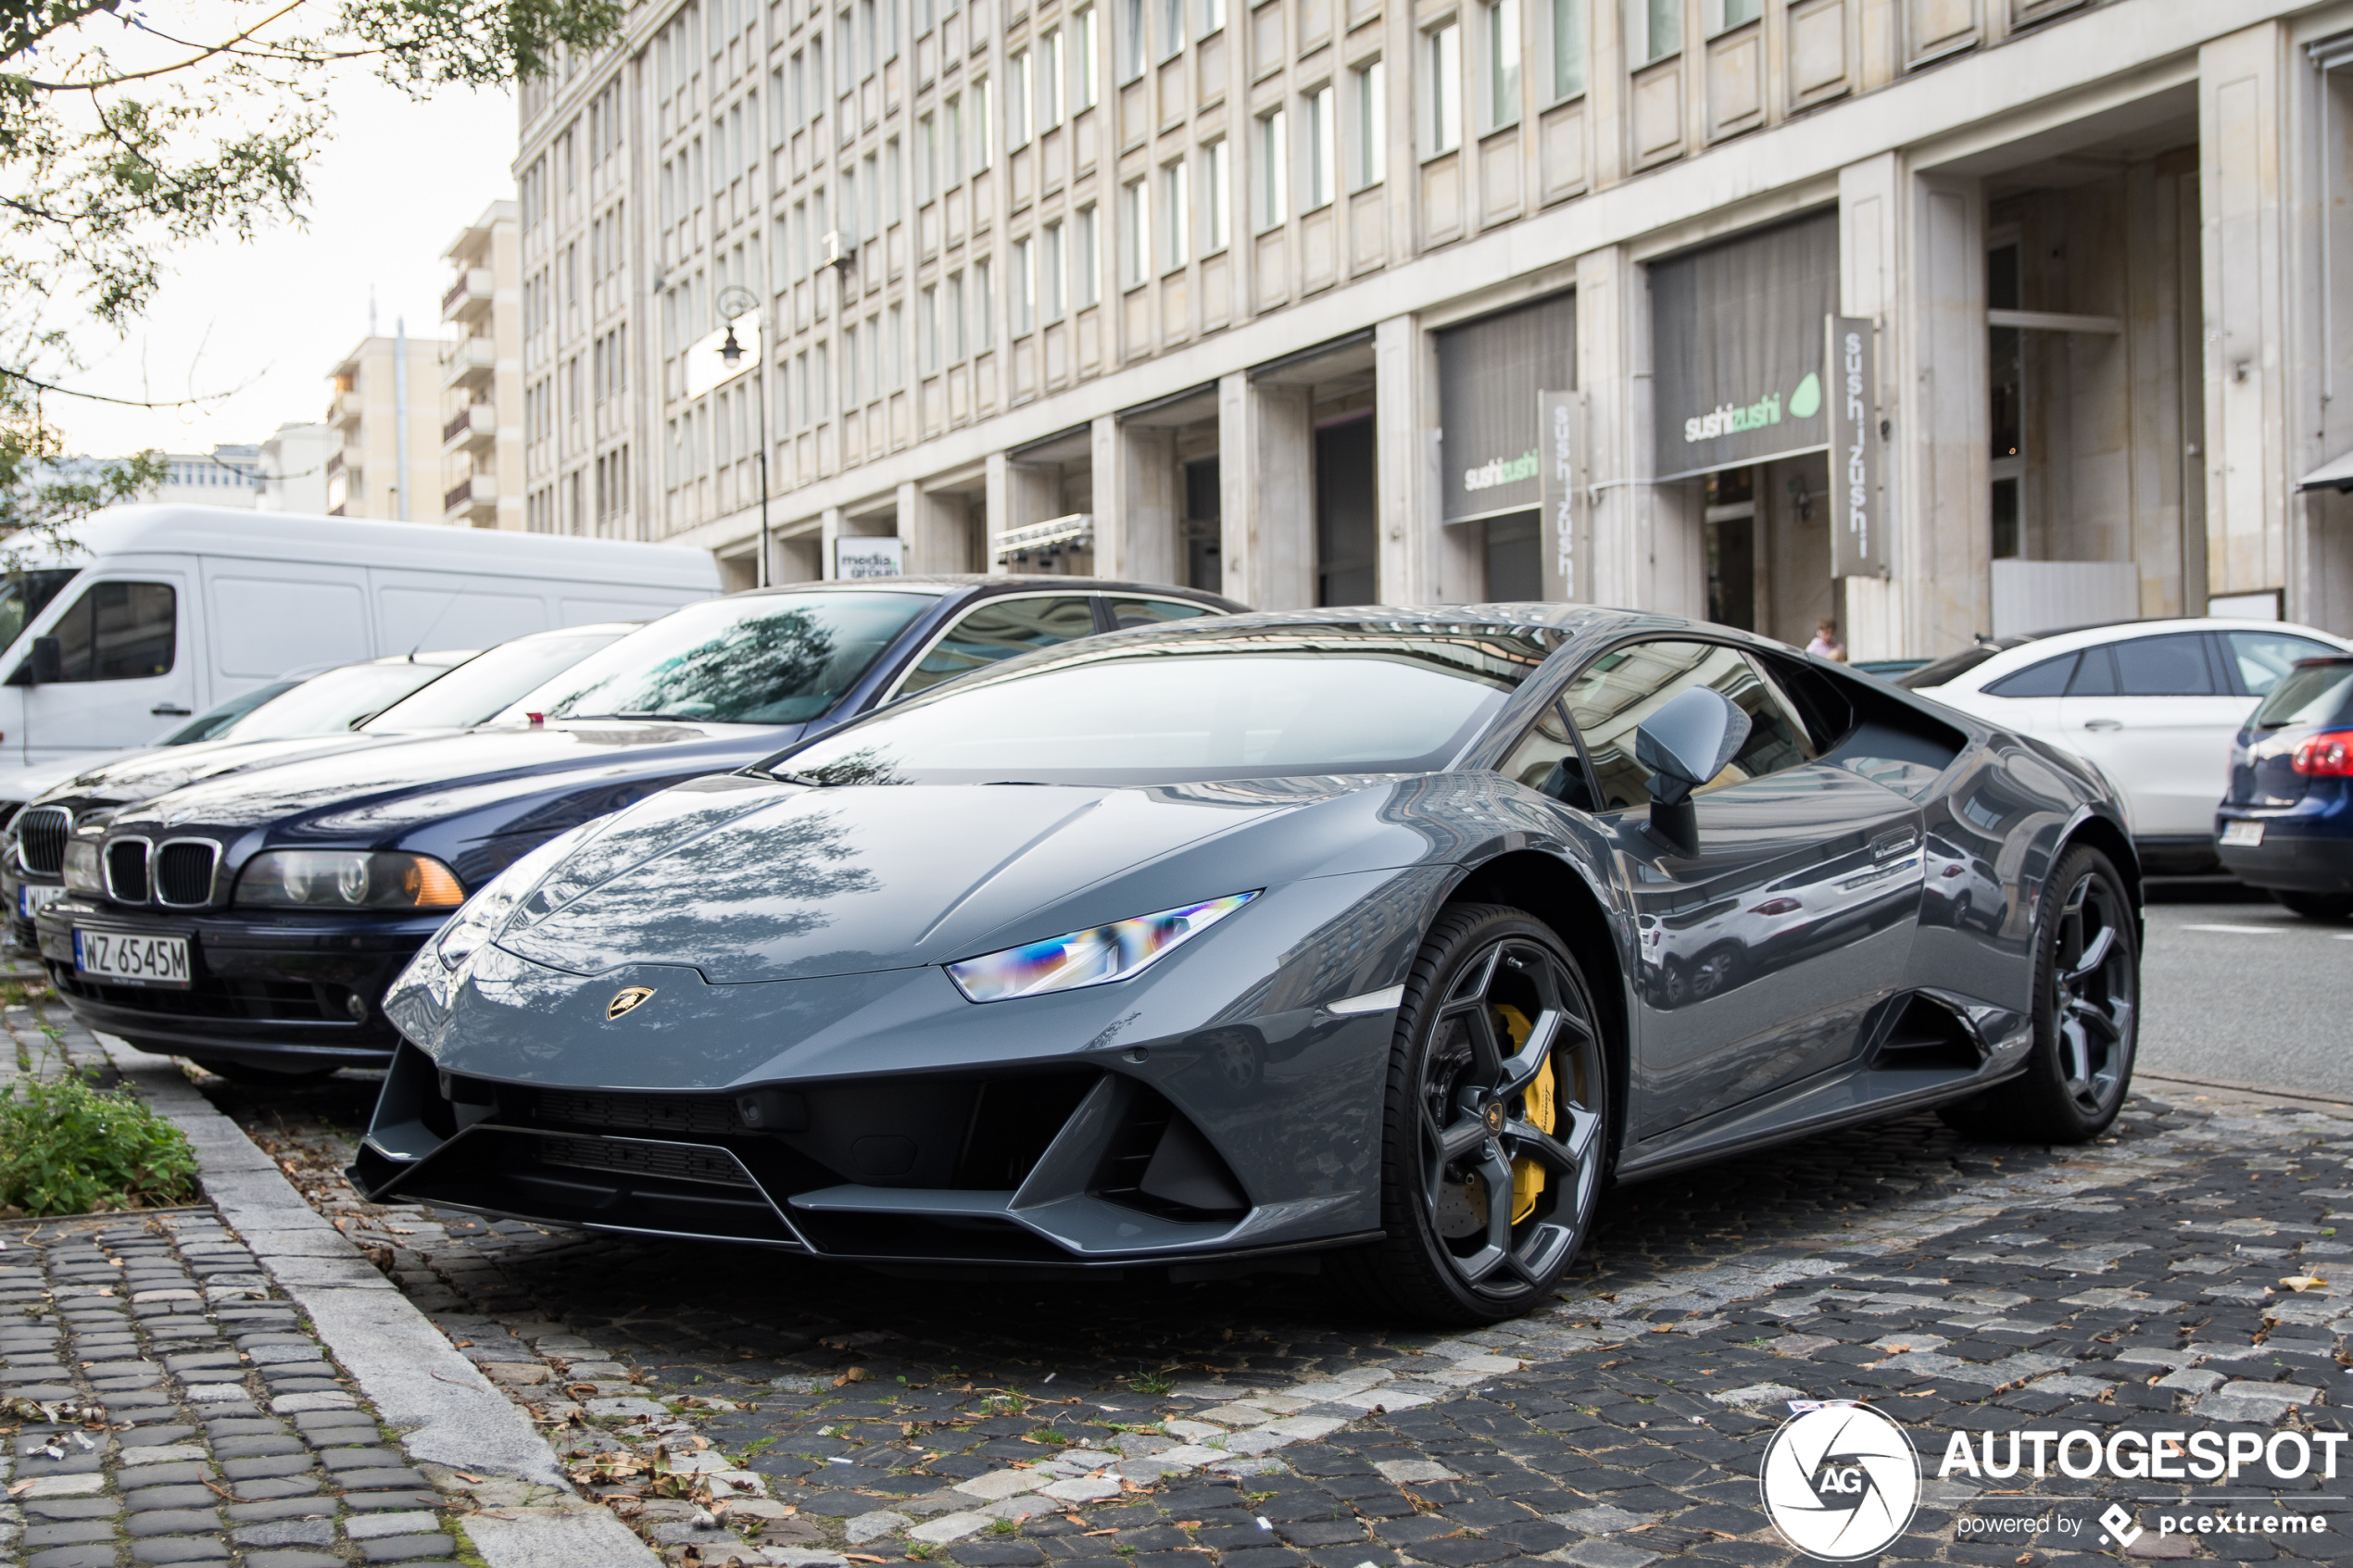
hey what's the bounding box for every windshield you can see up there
[1899,645,2006,689]
[777,625,1553,786]
[362,630,630,732]
[2252,661,2353,730]
[217,661,459,743]
[0,569,81,655]
[503,591,936,725]
[161,681,298,744]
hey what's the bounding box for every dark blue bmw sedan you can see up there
[2216,654,2353,920]
[33,576,1239,1080]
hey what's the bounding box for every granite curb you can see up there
[95,1032,661,1568]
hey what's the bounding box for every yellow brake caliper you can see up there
[1493,1003,1555,1224]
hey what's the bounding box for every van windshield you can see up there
[0,569,82,655]
[501,592,936,725]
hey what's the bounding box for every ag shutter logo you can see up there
[1758,1403,1920,1561]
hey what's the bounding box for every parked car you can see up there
[33,579,1240,1082]
[1901,618,2353,873]
[3,625,639,947]
[0,504,717,769]
[348,608,2137,1323]
[2215,655,2353,919]
[0,676,315,829]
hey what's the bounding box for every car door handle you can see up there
[149,704,192,717]
[1870,827,1919,860]
[2082,718,2122,731]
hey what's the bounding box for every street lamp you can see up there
[717,285,769,589]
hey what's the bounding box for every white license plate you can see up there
[17,883,63,921]
[2221,820,2265,847]
[73,928,191,988]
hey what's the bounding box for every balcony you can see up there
[441,266,496,325]
[440,335,496,391]
[443,474,498,525]
[440,403,496,451]
[334,390,365,429]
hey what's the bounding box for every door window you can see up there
[1984,652,2077,698]
[2226,631,2343,697]
[1560,640,1817,812]
[1497,701,1596,811]
[1105,596,1214,629]
[898,596,1098,696]
[46,582,176,681]
[2109,633,2213,696]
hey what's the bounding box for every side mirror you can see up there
[1633,686,1751,848]
[28,636,62,685]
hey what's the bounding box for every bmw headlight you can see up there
[946,891,1259,1003]
[432,824,600,971]
[233,850,467,911]
[63,838,102,897]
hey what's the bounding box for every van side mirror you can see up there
[26,636,61,686]
[1634,686,1751,849]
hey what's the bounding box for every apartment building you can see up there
[325,332,453,521]
[439,201,529,529]
[518,0,2353,650]
[150,446,264,508]
[257,422,335,514]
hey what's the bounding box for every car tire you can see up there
[1332,903,1612,1325]
[1938,844,2138,1144]
[189,1058,340,1086]
[2273,890,2353,922]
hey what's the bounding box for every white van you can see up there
[0,506,719,766]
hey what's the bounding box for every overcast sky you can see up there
[49,56,519,460]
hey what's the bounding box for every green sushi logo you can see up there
[1682,370,1825,444]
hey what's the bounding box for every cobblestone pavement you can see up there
[196,1063,2353,1568]
[0,975,470,1568]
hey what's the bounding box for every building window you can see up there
[1076,7,1100,107]
[972,77,993,171]
[1633,0,1679,62]
[1122,177,1149,287]
[842,322,859,405]
[1013,236,1035,334]
[1121,0,1145,81]
[1713,0,1760,30]
[1425,23,1460,155]
[1041,29,1063,128]
[887,305,903,390]
[1200,0,1224,35]
[948,271,967,360]
[1162,158,1189,271]
[1010,49,1034,147]
[1353,59,1385,187]
[1483,0,1519,128]
[1076,205,1101,305]
[1043,221,1066,320]
[1549,0,1586,99]
[918,113,937,201]
[975,258,995,348]
[1255,107,1287,232]
[921,285,940,370]
[946,95,964,186]
[1202,138,1228,252]
[1160,0,1182,58]
[1305,85,1335,209]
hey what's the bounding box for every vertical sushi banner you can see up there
[1539,390,1585,603]
[1828,314,1888,579]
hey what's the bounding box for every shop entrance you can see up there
[1315,414,1377,605]
[1696,454,1832,643]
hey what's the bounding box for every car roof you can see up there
[727,575,1248,607]
[1925,617,2353,691]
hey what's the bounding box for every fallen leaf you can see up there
[834,1367,872,1387]
[6,1480,31,1497]
[1883,1344,1911,1354]
[845,1555,887,1562]
[2282,1275,2330,1293]
[455,1471,487,1484]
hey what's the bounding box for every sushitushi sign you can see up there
[1435,292,1577,526]
[1650,211,1839,481]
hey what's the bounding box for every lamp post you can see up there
[716,286,769,588]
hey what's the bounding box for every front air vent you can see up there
[154,841,220,909]
[1093,1085,1250,1222]
[19,807,69,877]
[537,1134,758,1188]
[104,839,151,905]
[534,1088,745,1136]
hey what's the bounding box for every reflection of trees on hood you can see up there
[801,746,906,787]
[554,608,839,722]
[502,807,881,977]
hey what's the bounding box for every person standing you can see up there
[1807,618,1848,662]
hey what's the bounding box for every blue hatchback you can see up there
[2216,655,2353,920]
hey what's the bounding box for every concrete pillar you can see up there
[984,451,1011,574]
[818,506,844,579]
[1218,371,1315,609]
[1576,246,1638,611]
[1839,154,1906,660]
[1095,415,1181,585]
[2200,23,2295,617]
[1903,171,1991,654]
[1375,313,1435,604]
[901,482,970,573]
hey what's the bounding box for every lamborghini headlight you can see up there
[432,824,599,971]
[234,850,467,910]
[946,891,1259,1003]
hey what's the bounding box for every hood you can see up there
[107,720,800,842]
[32,734,429,812]
[0,751,142,807]
[493,772,1458,985]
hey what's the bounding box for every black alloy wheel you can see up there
[1337,904,1611,1324]
[1941,845,2138,1143]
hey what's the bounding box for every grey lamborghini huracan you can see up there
[351,607,2141,1323]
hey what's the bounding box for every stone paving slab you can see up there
[172,1044,2353,1567]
